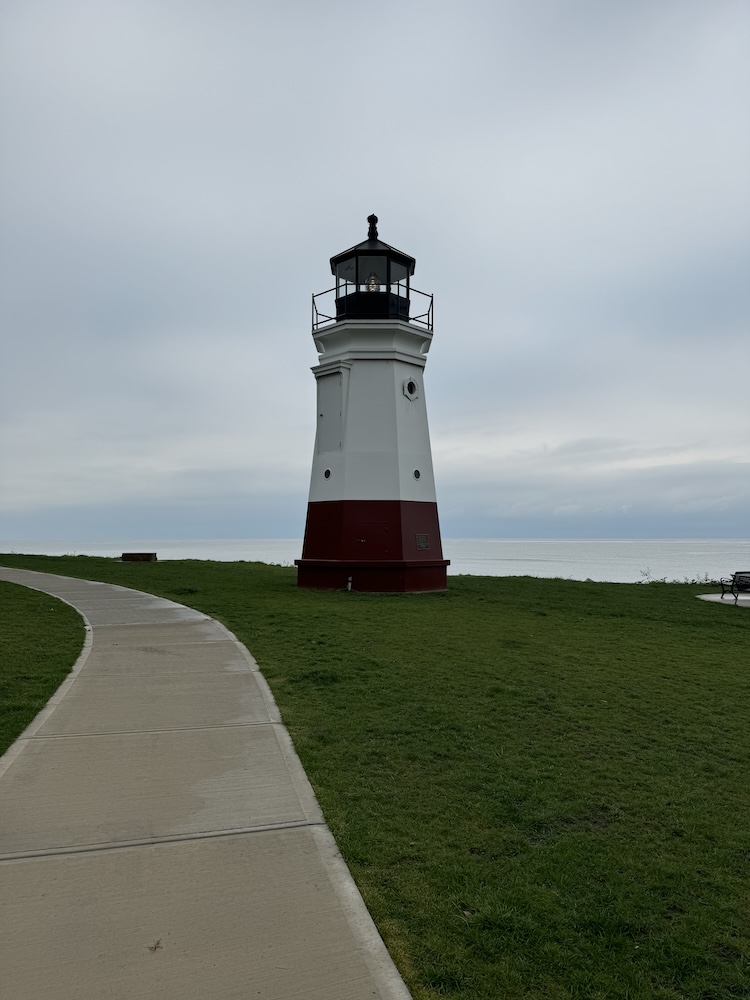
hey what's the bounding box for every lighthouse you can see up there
[295,215,449,592]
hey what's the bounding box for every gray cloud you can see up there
[1,0,748,540]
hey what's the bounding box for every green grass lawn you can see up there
[0,579,86,751]
[1,553,748,999]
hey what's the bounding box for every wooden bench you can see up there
[121,552,157,562]
[719,571,750,603]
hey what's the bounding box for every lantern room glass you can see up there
[335,256,410,297]
[357,256,387,291]
[330,223,413,321]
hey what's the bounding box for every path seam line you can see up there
[0,819,327,862]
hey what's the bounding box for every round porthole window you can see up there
[403,377,419,401]
[413,469,421,479]
[324,469,331,479]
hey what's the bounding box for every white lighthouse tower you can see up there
[296,215,449,592]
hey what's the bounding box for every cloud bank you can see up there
[1,0,748,540]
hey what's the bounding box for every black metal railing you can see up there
[312,285,433,332]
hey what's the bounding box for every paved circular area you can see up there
[696,592,750,608]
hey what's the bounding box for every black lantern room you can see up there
[330,215,416,322]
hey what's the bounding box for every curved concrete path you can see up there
[0,567,411,1000]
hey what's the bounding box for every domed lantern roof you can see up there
[329,215,416,322]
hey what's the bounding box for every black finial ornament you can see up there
[367,214,378,240]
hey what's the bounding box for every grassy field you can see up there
[0,579,85,752]
[1,553,748,999]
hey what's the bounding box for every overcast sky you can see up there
[1,0,748,542]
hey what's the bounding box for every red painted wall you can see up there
[300,499,445,561]
[297,499,448,591]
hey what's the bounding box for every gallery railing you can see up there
[312,284,433,333]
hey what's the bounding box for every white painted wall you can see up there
[307,320,438,503]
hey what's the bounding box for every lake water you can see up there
[2,538,748,584]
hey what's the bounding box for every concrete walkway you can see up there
[0,568,411,1000]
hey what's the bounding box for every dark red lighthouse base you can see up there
[295,500,449,592]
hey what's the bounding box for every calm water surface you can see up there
[2,538,748,584]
